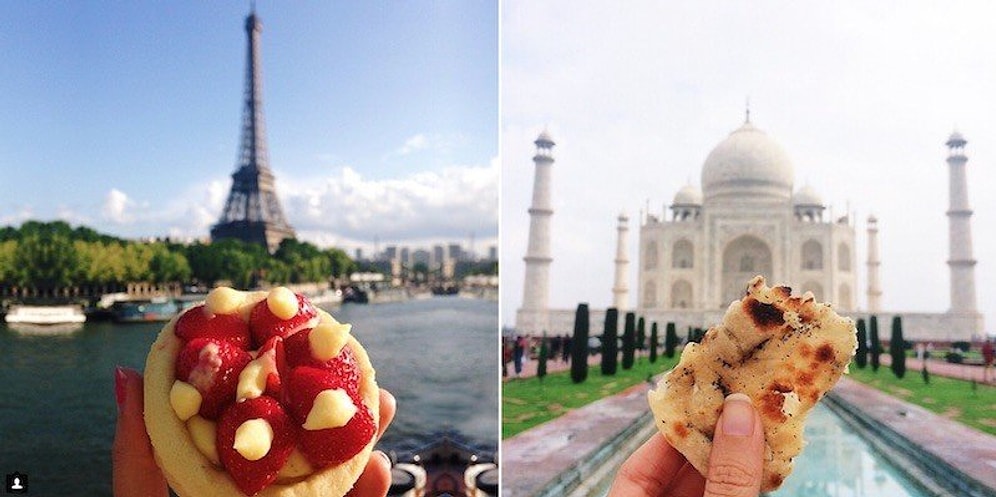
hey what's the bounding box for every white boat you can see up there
[307,288,343,307]
[5,304,87,325]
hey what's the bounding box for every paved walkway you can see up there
[502,382,651,497]
[880,355,996,384]
[831,377,996,496]
[502,354,602,381]
[504,374,996,497]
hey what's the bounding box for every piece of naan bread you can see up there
[648,276,856,491]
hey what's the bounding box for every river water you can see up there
[0,296,498,496]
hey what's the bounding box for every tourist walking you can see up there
[514,335,526,378]
[983,339,994,383]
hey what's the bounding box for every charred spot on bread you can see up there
[815,343,835,363]
[673,421,689,438]
[744,297,785,329]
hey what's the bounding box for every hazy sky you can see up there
[0,1,497,254]
[501,1,996,333]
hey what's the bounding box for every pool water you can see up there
[767,404,930,497]
[591,403,931,497]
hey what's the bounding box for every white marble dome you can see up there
[793,185,823,206]
[672,184,703,206]
[701,122,794,203]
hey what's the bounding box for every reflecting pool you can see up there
[767,404,929,497]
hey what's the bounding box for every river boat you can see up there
[389,437,497,497]
[4,304,87,325]
[343,286,370,304]
[306,288,343,307]
[111,298,179,323]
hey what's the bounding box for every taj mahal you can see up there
[516,116,984,343]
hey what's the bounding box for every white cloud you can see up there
[102,188,133,224]
[67,158,497,251]
[396,134,428,156]
[279,159,499,244]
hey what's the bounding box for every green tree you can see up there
[890,316,906,379]
[665,322,679,359]
[649,322,659,363]
[870,315,882,372]
[537,332,548,382]
[622,312,636,370]
[601,308,619,376]
[855,318,868,369]
[570,303,590,384]
[636,316,646,354]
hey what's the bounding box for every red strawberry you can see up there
[216,396,296,496]
[284,335,361,391]
[175,338,252,419]
[256,336,287,400]
[175,305,251,349]
[286,366,375,468]
[249,293,318,348]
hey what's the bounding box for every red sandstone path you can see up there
[502,353,600,381]
[505,351,995,383]
[880,355,995,384]
[502,352,660,381]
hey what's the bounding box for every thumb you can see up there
[703,393,765,497]
[112,367,169,497]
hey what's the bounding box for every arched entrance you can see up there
[721,235,773,306]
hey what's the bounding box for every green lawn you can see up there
[847,365,996,436]
[502,355,679,439]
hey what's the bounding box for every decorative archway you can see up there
[671,280,693,309]
[802,240,823,270]
[722,235,773,306]
[672,239,694,269]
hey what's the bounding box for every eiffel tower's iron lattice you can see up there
[211,11,295,254]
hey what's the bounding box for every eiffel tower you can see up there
[211,8,295,253]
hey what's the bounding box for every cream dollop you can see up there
[233,418,274,461]
[169,380,202,421]
[302,388,357,431]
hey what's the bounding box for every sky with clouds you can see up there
[501,1,996,334]
[0,1,497,255]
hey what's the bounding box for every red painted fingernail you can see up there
[115,366,128,413]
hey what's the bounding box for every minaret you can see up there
[612,212,629,310]
[212,8,296,253]
[519,131,555,334]
[866,215,882,312]
[945,131,978,313]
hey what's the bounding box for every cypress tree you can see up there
[855,318,868,369]
[637,317,646,352]
[537,331,548,381]
[890,316,906,379]
[622,312,636,370]
[649,322,659,363]
[601,308,619,376]
[665,322,678,358]
[870,315,881,372]
[570,303,590,384]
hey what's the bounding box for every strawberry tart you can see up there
[144,287,379,497]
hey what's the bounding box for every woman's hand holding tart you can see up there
[141,287,383,497]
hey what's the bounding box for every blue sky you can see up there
[0,1,497,253]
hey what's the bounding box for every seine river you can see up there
[0,297,498,496]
